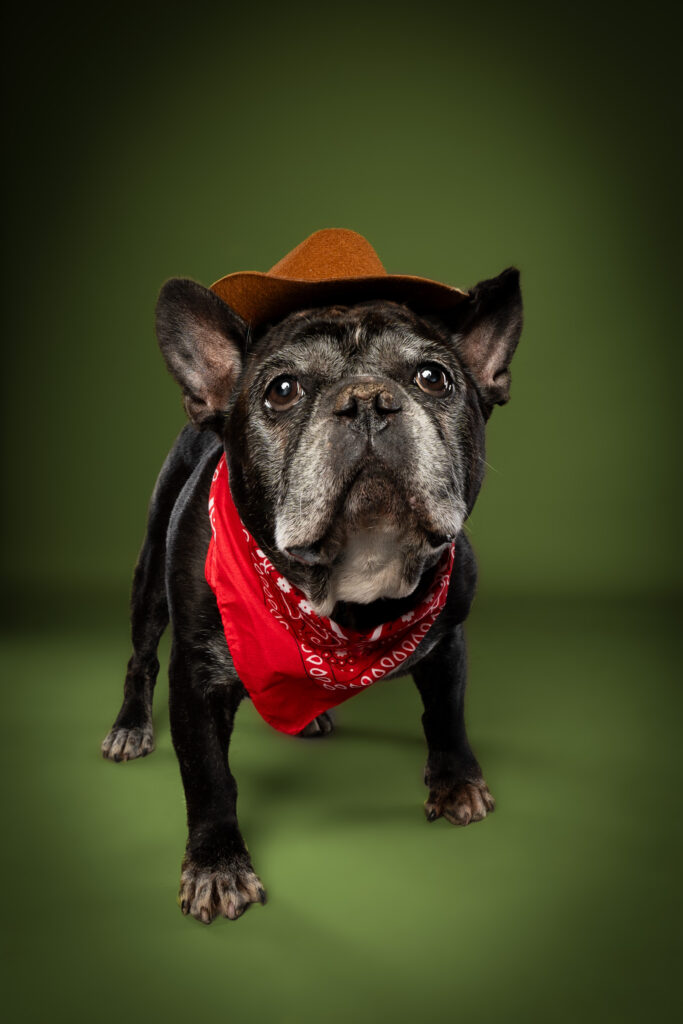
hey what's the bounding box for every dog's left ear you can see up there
[449,267,523,414]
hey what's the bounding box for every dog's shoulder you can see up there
[166,435,222,580]
[442,530,478,626]
[170,423,223,473]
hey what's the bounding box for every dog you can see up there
[101,229,523,924]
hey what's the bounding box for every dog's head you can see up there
[156,269,522,615]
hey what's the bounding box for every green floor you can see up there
[2,594,680,1023]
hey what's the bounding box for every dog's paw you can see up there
[179,855,267,924]
[101,725,154,762]
[424,778,495,826]
[297,711,334,738]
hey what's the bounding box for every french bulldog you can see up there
[101,263,523,924]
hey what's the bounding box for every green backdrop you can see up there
[2,2,680,1022]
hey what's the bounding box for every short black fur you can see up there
[102,267,523,924]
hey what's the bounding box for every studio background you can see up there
[2,2,680,1022]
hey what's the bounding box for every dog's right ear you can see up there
[155,278,247,429]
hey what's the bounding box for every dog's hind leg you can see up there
[297,711,334,737]
[102,438,201,762]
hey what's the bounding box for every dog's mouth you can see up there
[286,529,452,568]
[286,543,326,566]
[284,466,454,569]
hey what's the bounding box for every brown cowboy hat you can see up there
[210,228,469,326]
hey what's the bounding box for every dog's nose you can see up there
[333,379,402,432]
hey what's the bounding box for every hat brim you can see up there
[210,272,469,327]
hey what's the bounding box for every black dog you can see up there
[102,262,522,924]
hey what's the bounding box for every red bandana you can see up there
[205,454,455,735]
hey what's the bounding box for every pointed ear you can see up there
[155,278,247,428]
[451,267,523,413]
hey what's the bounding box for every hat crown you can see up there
[267,228,386,282]
[210,227,467,327]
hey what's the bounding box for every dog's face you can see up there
[156,271,522,615]
[225,301,479,616]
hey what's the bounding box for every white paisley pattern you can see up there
[244,525,455,692]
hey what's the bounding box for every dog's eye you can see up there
[264,375,304,411]
[414,363,452,397]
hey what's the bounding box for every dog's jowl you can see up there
[101,229,523,924]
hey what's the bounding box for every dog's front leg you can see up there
[412,623,495,826]
[169,639,266,924]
